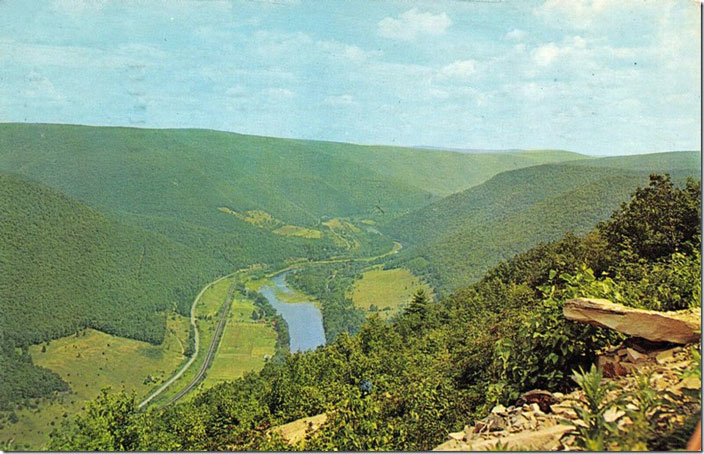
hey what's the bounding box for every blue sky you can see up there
[0,0,700,155]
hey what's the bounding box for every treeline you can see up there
[49,175,700,451]
[0,341,69,412]
[240,284,290,359]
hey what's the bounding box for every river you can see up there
[257,271,326,352]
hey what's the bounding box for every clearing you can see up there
[200,296,276,390]
[348,267,432,318]
[1,315,189,450]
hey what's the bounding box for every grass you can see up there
[200,297,276,390]
[147,277,236,405]
[273,225,324,239]
[348,267,432,318]
[199,277,234,318]
[0,315,189,450]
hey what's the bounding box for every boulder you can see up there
[516,389,558,413]
[564,298,700,344]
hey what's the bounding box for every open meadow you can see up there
[0,315,189,450]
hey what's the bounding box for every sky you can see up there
[0,0,700,155]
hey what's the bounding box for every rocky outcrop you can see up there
[434,345,699,451]
[433,397,576,451]
[564,298,700,344]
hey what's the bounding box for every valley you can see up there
[0,124,700,451]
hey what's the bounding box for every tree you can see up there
[406,289,429,319]
[49,388,141,451]
[600,175,701,261]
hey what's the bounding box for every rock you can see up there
[655,348,679,364]
[433,438,467,451]
[679,377,702,390]
[626,348,647,363]
[550,403,577,420]
[484,413,507,431]
[598,355,630,377]
[511,414,530,429]
[447,431,464,441]
[269,413,328,445]
[516,389,558,413]
[603,407,625,423]
[491,404,508,415]
[433,424,576,451]
[564,298,700,344]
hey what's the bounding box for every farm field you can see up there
[0,315,189,450]
[348,267,432,318]
[148,278,236,405]
[200,296,277,390]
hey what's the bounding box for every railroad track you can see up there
[165,278,238,405]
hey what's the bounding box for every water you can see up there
[257,271,326,352]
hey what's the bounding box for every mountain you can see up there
[0,123,584,223]
[0,173,223,348]
[383,152,700,292]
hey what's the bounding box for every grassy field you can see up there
[199,277,234,318]
[200,297,276,390]
[348,267,432,318]
[273,225,324,239]
[0,315,189,450]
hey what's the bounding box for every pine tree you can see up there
[406,289,429,319]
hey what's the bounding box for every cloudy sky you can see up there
[0,0,700,155]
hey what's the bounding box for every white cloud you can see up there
[441,59,478,79]
[23,71,66,101]
[318,40,381,62]
[534,0,618,29]
[51,0,108,16]
[378,8,451,40]
[263,88,294,99]
[323,94,356,107]
[505,29,526,41]
[532,36,587,66]
[532,43,563,66]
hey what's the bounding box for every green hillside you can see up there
[384,153,700,292]
[47,174,701,452]
[0,124,584,226]
[0,173,222,348]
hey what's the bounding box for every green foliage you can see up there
[46,173,702,451]
[0,343,69,411]
[570,364,624,451]
[600,175,701,261]
[48,388,141,451]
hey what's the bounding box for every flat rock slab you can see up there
[564,298,700,344]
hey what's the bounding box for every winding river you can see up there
[257,271,326,352]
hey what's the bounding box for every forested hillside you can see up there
[383,154,700,292]
[0,173,223,347]
[0,124,583,227]
[47,174,701,451]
